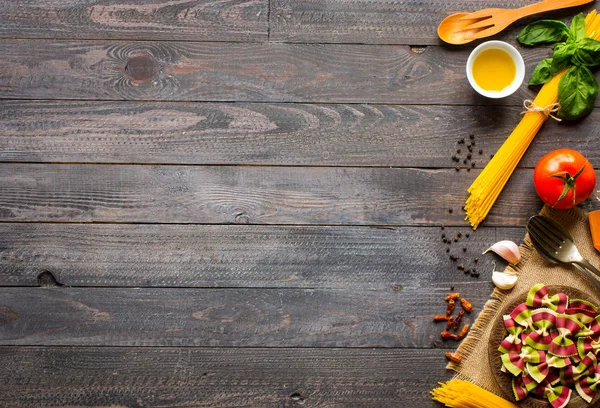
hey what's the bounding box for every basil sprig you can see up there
[517,13,600,120]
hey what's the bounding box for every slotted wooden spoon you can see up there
[438,0,594,45]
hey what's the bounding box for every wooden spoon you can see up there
[438,0,594,45]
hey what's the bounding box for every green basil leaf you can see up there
[529,58,554,85]
[558,65,599,120]
[573,38,600,66]
[517,20,570,46]
[569,13,586,41]
[551,43,576,73]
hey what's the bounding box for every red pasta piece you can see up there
[526,284,568,313]
[576,364,600,403]
[525,308,557,350]
[510,302,533,329]
[577,336,600,359]
[549,314,583,358]
[498,315,523,354]
[560,352,597,387]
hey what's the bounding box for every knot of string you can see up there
[521,100,562,121]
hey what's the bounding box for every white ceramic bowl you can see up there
[466,40,525,99]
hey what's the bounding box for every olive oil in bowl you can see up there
[472,48,516,92]
[466,41,525,99]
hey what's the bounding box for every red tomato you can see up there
[533,149,596,210]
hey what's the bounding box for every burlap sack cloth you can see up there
[447,205,600,403]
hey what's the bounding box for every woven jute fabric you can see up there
[447,206,600,401]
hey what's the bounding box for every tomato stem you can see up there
[549,163,587,207]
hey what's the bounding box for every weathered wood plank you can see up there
[0,285,491,347]
[0,39,548,104]
[0,163,562,226]
[0,223,524,288]
[0,0,268,42]
[2,101,598,167]
[271,0,595,45]
[0,346,451,407]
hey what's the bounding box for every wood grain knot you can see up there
[235,213,250,224]
[124,54,159,83]
[38,271,63,287]
[0,306,18,326]
[409,46,427,54]
[290,393,305,404]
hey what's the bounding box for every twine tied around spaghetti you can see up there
[521,100,562,121]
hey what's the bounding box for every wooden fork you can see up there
[458,0,594,41]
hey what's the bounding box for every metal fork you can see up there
[527,215,600,292]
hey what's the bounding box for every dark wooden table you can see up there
[1,1,600,406]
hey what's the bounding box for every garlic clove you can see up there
[492,270,518,290]
[484,240,521,265]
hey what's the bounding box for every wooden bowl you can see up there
[488,285,600,408]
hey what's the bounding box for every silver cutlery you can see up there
[526,215,600,292]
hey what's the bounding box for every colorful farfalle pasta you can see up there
[499,284,600,407]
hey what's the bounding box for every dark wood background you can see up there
[1,1,600,406]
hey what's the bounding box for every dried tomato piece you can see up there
[445,352,462,363]
[457,324,470,339]
[445,292,460,301]
[453,310,465,331]
[447,299,456,316]
[441,331,459,340]
[460,298,473,312]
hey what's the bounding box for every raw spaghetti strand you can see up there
[431,380,519,408]
[464,10,600,229]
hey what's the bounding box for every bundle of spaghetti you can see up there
[431,380,519,408]
[464,10,600,229]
